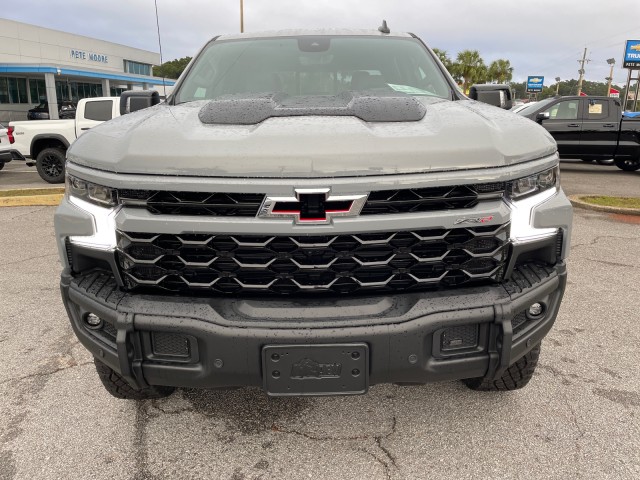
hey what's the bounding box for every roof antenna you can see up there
[154,0,166,98]
[378,20,390,34]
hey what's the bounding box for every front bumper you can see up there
[61,262,566,393]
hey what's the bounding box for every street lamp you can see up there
[606,58,615,97]
[555,77,561,96]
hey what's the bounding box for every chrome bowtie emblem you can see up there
[258,188,368,224]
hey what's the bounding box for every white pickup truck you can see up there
[1,97,121,183]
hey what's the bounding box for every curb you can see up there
[568,195,640,216]
[0,188,65,207]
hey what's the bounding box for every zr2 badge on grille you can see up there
[258,188,368,224]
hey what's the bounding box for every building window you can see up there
[29,79,47,103]
[124,60,151,76]
[110,86,127,97]
[55,81,103,102]
[0,77,29,103]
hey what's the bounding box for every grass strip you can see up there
[0,194,64,207]
[580,196,640,209]
[0,188,65,198]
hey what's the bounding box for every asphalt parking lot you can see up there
[0,163,639,479]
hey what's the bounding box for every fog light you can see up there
[528,303,544,317]
[84,313,102,329]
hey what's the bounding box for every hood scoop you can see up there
[198,91,427,125]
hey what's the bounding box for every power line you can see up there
[154,0,166,97]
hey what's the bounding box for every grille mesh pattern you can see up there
[152,332,190,357]
[441,325,479,350]
[117,224,509,296]
[118,190,265,216]
[117,183,504,217]
[511,312,528,335]
[361,184,504,215]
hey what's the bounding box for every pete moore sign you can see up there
[70,49,109,64]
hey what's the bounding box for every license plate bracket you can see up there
[262,343,369,396]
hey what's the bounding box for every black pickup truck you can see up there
[517,96,640,171]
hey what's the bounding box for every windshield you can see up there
[175,36,452,104]
[517,97,555,117]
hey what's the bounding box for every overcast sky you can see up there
[4,0,640,86]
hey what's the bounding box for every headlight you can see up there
[507,166,559,200]
[66,173,117,207]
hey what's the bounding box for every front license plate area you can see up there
[262,343,369,396]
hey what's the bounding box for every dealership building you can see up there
[0,18,174,123]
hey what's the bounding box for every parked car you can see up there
[511,101,536,114]
[54,27,572,400]
[3,96,147,182]
[27,100,77,120]
[517,96,640,171]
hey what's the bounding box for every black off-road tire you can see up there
[615,157,640,172]
[94,359,175,400]
[36,147,66,183]
[462,343,541,391]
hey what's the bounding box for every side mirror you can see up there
[468,84,513,110]
[120,90,160,115]
[536,112,550,123]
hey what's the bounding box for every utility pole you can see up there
[240,0,244,33]
[576,48,590,96]
[605,58,615,97]
[555,77,561,96]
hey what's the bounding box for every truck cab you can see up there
[1,96,124,182]
[517,96,640,171]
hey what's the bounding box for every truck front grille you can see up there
[117,223,510,296]
[118,190,264,216]
[361,183,504,215]
[117,182,504,217]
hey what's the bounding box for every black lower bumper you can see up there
[61,262,566,394]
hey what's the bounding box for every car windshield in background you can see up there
[517,97,555,116]
[175,36,452,104]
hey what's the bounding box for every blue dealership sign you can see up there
[526,76,544,92]
[623,40,640,68]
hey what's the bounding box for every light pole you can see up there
[240,0,244,33]
[605,58,615,97]
[576,48,590,96]
[555,77,561,96]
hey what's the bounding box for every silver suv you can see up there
[54,28,572,399]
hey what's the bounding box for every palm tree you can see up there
[432,48,460,84]
[488,59,514,84]
[432,48,451,68]
[454,50,487,93]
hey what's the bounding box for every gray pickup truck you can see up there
[54,28,572,399]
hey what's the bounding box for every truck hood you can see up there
[67,98,556,178]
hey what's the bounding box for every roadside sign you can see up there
[526,76,544,93]
[623,40,640,69]
[610,87,620,98]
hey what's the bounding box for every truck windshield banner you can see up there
[526,76,544,93]
[623,40,640,69]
